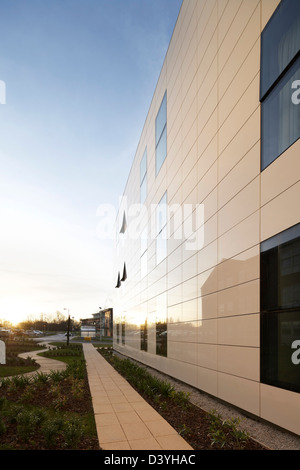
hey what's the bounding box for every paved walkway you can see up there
[17,346,67,377]
[82,343,193,451]
[7,342,193,450]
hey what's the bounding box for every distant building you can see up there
[80,325,96,338]
[80,308,113,338]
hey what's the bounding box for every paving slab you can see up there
[82,343,193,451]
[15,347,67,377]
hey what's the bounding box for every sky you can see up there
[0,0,182,325]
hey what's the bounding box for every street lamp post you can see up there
[64,308,70,346]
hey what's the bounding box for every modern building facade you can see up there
[81,308,113,338]
[113,0,300,436]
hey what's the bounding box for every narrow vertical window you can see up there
[156,294,167,357]
[122,321,125,345]
[156,322,167,357]
[155,91,167,175]
[141,320,148,352]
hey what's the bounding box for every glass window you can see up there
[261,311,300,393]
[156,126,167,175]
[141,321,148,352]
[260,223,300,393]
[155,92,167,175]
[155,92,167,143]
[260,0,300,100]
[140,148,147,204]
[122,321,125,345]
[156,321,167,357]
[261,56,300,170]
[261,223,300,312]
[260,0,300,170]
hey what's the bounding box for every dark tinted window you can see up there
[141,321,148,352]
[260,0,300,100]
[260,0,300,169]
[122,322,125,345]
[261,224,300,312]
[261,310,300,393]
[156,322,167,357]
[260,224,300,393]
[261,56,300,170]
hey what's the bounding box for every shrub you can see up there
[16,409,45,442]
[32,372,49,385]
[62,417,84,449]
[69,377,85,400]
[207,409,250,449]
[8,374,31,391]
[42,416,64,448]
[65,359,86,379]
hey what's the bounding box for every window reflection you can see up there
[141,320,148,352]
[260,0,300,100]
[156,321,167,357]
[155,91,167,175]
[261,224,300,312]
[260,0,300,169]
[261,223,300,393]
[116,323,120,344]
[261,311,300,393]
[122,321,125,345]
[261,57,300,170]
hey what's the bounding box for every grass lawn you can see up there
[0,364,39,378]
[0,339,45,378]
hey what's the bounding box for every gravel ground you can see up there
[166,375,300,451]
[116,353,300,451]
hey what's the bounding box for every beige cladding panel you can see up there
[261,384,300,436]
[114,0,300,436]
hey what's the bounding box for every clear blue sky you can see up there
[0,0,182,324]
